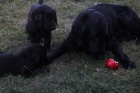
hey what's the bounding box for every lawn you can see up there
[0,0,140,93]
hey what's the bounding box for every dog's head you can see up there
[42,5,57,31]
[21,44,48,68]
[27,4,57,33]
[72,9,107,57]
[26,5,57,45]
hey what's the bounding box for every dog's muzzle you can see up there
[51,26,56,30]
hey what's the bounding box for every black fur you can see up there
[0,44,49,77]
[48,4,140,69]
[26,0,57,51]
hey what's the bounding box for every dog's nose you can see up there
[51,26,56,30]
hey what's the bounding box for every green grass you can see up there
[0,0,140,93]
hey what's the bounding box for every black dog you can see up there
[0,44,49,77]
[26,0,57,51]
[48,4,140,69]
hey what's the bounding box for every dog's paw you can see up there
[122,61,136,69]
[129,61,136,69]
[47,48,51,52]
[94,54,105,60]
[136,39,140,45]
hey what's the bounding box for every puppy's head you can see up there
[22,44,48,67]
[42,5,57,31]
[28,5,57,31]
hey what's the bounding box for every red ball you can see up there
[105,59,119,70]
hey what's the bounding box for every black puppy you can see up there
[48,4,140,69]
[26,0,57,51]
[0,44,48,77]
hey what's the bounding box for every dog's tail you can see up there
[37,0,43,4]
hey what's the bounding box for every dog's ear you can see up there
[53,10,57,25]
[72,12,89,46]
[72,11,88,34]
[30,46,42,64]
[21,45,41,64]
[30,45,47,66]
[79,10,89,22]
[26,21,36,33]
[32,53,41,64]
[31,50,48,67]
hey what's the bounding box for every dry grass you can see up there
[0,0,140,93]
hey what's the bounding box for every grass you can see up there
[0,0,140,93]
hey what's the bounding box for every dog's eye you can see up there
[45,18,49,21]
[95,37,99,41]
[35,15,42,20]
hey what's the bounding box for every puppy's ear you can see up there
[26,21,36,33]
[32,53,41,64]
[23,46,41,63]
[53,10,57,25]
[30,46,47,65]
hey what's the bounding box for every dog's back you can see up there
[92,4,140,42]
[0,53,17,76]
[0,44,48,77]
[91,4,130,14]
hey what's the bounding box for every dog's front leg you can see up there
[44,32,52,51]
[87,36,106,60]
[111,40,136,69]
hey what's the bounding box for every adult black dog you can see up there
[0,44,49,77]
[26,0,57,51]
[48,4,140,69]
